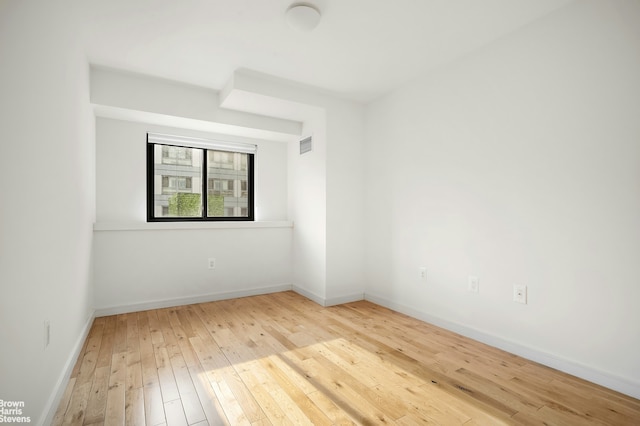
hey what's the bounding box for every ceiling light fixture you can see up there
[285,3,321,32]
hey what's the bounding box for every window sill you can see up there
[93,221,293,231]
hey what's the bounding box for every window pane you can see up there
[154,145,202,217]
[207,150,249,218]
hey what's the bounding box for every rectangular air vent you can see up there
[300,136,312,154]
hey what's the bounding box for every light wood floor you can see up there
[53,291,640,425]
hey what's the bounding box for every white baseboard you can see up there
[292,285,326,306]
[325,292,364,306]
[39,311,95,426]
[292,286,364,307]
[365,292,640,400]
[94,284,293,317]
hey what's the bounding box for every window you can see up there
[147,133,255,221]
[162,176,192,193]
[161,145,192,165]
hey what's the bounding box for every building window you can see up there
[147,133,255,221]
[161,145,193,165]
[162,176,192,193]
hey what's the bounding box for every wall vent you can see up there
[299,136,312,155]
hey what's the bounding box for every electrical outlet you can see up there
[513,285,527,304]
[44,320,50,349]
[468,276,479,293]
[419,267,427,282]
[208,258,216,269]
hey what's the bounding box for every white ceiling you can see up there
[82,0,574,102]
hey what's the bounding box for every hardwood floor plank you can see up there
[177,336,201,369]
[218,368,265,423]
[248,360,315,425]
[533,404,608,425]
[281,354,326,396]
[433,345,519,382]
[125,386,146,426]
[104,352,127,425]
[238,367,293,425]
[127,312,141,353]
[180,391,207,425]
[189,335,231,383]
[143,384,166,426]
[299,356,395,424]
[211,327,256,372]
[53,291,640,425]
[166,336,208,424]
[175,306,198,339]
[452,367,543,413]
[395,413,440,425]
[188,363,230,426]
[156,309,179,346]
[127,350,144,391]
[75,320,105,386]
[70,319,95,378]
[104,387,125,426]
[306,390,358,425]
[96,316,116,369]
[82,365,110,425]
[139,317,156,397]
[113,314,128,354]
[416,379,511,425]
[168,345,199,396]
[155,345,181,403]
[548,377,640,423]
[52,377,76,426]
[259,355,331,425]
[249,419,271,426]
[148,310,165,346]
[163,399,188,426]
[392,384,472,424]
[61,379,92,426]
[312,351,409,420]
[182,305,213,340]
[552,371,640,410]
[210,378,252,425]
[140,335,161,388]
[192,303,227,336]
[318,339,385,387]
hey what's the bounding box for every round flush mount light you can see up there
[285,3,321,32]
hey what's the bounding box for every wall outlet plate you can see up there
[208,258,216,269]
[468,276,479,293]
[44,320,50,349]
[514,285,527,304]
[419,267,427,282]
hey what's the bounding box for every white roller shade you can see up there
[147,132,257,154]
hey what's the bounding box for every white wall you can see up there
[0,1,95,423]
[94,117,292,311]
[325,104,366,303]
[96,118,289,222]
[288,114,328,301]
[222,70,367,305]
[364,0,640,397]
[94,226,292,312]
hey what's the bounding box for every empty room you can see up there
[1,0,639,424]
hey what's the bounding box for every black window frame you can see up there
[146,135,255,222]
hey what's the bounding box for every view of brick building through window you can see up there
[152,144,250,218]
